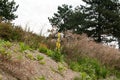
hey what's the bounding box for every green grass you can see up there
[0,40,12,60]
[19,42,32,52]
[25,53,35,60]
[38,46,64,62]
[36,54,44,61]
[69,57,120,80]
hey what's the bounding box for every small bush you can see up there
[0,23,23,41]
[39,43,48,53]
[0,40,12,60]
[51,50,64,62]
[19,42,31,52]
[69,57,110,80]
[39,47,48,53]
[25,53,34,60]
[57,62,66,73]
[0,48,12,60]
[39,61,46,65]
[36,55,44,61]
[46,49,54,56]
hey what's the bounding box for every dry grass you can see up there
[0,22,46,49]
[0,42,78,80]
[60,32,120,69]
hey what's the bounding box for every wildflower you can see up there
[56,32,61,51]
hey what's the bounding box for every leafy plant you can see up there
[19,42,31,52]
[0,45,12,60]
[25,53,34,60]
[46,49,54,56]
[51,50,64,62]
[39,47,48,53]
[39,61,46,65]
[57,62,66,73]
[69,57,111,80]
[36,55,44,61]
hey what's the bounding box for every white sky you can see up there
[13,0,84,35]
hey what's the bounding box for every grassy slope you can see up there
[0,40,78,80]
[1,23,120,80]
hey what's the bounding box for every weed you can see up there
[69,57,112,80]
[57,62,66,73]
[0,39,12,48]
[19,42,31,52]
[74,76,81,80]
[0,47,12,60]
[36,55,44,61]
[51,50,64,62]
[46,49,54,56]
[25,53,34,60]
[39,61,46,65]
[4,41,12,48]
[39,47,48,53]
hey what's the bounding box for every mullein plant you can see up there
[56,32,61,51]
[53,32,63,62]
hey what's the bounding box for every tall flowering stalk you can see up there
[56,32,61,51]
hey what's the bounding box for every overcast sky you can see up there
[13,0,84,35]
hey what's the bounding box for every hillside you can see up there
[0,40,78,80]
[1,23,120,80]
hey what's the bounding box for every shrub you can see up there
[36,54,44,61]
[39,43,48,53]
[69,57,111,80]
[0,40,12,60]
[51,50,64,62]
[25,53,34,60]
[0,23,23,41]
[46,49,54,56]
[19,42,31,52]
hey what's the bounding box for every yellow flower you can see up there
[56,41,61,49]
[56,32,61,50]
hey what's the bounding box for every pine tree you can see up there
[48,4,85,33]
[0,0,19,22]
[81,0,120,43]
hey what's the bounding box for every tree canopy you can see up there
[0,0,19,22]
[48,4,85,33]
[49,0,120,48]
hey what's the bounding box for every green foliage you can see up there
[46,49,54,56]
[39,60,46,65]
[25,53,34,60]
[39,47,48,53]
[48,4,84,33]
[38,45,64,62]
[74,76,81,80]
[19,42,31,52]
[0,39,12,60]
[0,23,23,41]
[36,55,44,61]
[57,62,66,73]
[0,0,19,22]
[51,50,64,62]
[81,0,120,42]
[69,57,111,80]
[49,0,120,47]
[0,48,12,60]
